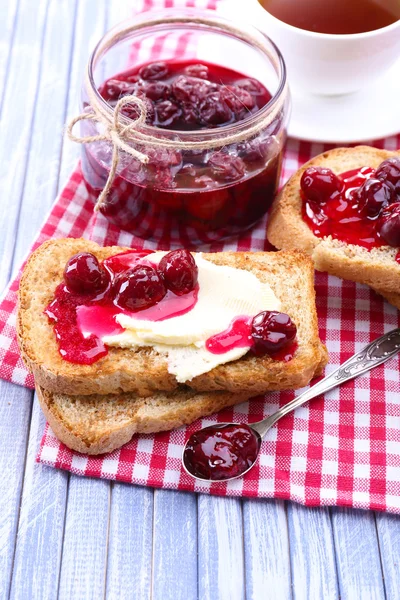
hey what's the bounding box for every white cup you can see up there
[223,0,400,96]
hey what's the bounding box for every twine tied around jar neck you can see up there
[66,15,288,212]
[67,94,151,211]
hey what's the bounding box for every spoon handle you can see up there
[252,328,400,438]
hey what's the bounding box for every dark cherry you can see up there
[159,249,198,296]
[64,252,109,294]
[184,63,209,79]
[377,202,400,247]
[154,100,182,127]
[142,81,170,101]
[146,147,182,169]
[236,78,266,96]
[251,310,297,356]
[122,94,155,123]
[301,167,342,204]
[199,92,232,126]
[221,85,255,115]
[113,265,166,311]
[139,61,169,81]
[208,153,245,182]
[102,79,135,101]
[376,157,400,194]
[171,75,217,103]
[356,178,395,217]
[181,103,199,126]
[237,138,274,163]
[183,423,259,480]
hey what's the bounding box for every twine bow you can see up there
[67,94,150,211]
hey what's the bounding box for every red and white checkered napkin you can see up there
[1,0,400,513]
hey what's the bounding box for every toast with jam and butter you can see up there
[17,239,327,399]
[266,146,400,303]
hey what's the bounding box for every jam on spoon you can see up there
[182,423,260,481]
[183,329,400,482]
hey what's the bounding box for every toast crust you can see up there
[37,344,327,456]
[36,386,251,455]
[18,239,327,396]
[267,146,400,294]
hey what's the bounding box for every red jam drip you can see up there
[302,167,387,250]
[205,315,297,361]
[396,250,400,264]
[183,423,259,480]
[205,316,252,354]
[77,286,198,341]
[45,284,109,365]
[45,250,198,365]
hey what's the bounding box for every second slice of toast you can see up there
[266,146,400,296]
[18,239,327,397]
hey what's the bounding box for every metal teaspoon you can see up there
[182,328,400,482]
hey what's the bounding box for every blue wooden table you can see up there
[1,1,400,598]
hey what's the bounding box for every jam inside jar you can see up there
[80,10,289,244]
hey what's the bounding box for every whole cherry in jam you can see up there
[377,203,400,247]
[139,61,169,80]
[356,178,395,217]
[113,264,166,311]
[183,423,259,481]
[251,310,297,356]
[208,152,246,182]
[376,157,400,194]
[64,252,109,294]
[301,166,342,204]
[159,249,198,296]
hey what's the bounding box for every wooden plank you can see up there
[331,507,385,600]
[58,478,111,600]
[375,512,400,600]
[152,490,197,600]
[243,499,292,600]
[12,0,79,261]
[287,504,338,600]
[0,0,75,596]
[198,495,245,600]
[9,397,69,600]
[0,0,19,112]
[58,0,108,189]
[105,484,153,600]
[0,384,33,600]
[0,0,49,289]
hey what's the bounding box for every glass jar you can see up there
[79,9,290,244]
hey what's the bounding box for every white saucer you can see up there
[288,58,400,143]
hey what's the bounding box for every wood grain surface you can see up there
[0,0,398,598]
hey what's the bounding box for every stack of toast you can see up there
[17,239,327,454]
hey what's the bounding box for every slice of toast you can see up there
[267,146,400,294]
[36,385,250,455]
[18,239,327,397]
[37,347,327,454]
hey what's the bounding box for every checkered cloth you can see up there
[1,0,400,512]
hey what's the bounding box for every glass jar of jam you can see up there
[79,9,289,244]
